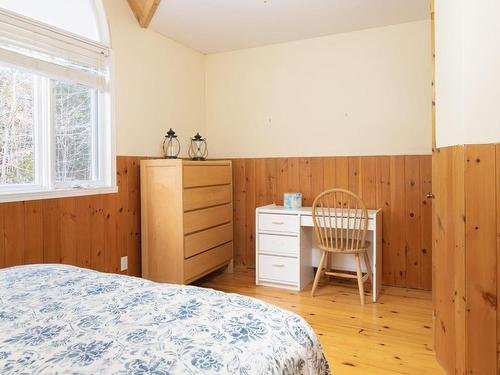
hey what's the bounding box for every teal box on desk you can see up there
[284,192,302,209]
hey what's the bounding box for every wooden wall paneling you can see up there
[265,158,277,203]
[244,159,256,268]
[433,146,467,374]
[255,159,269,208]
[310,157,324,201]
[389,156,407,286]
[451,148,466,375]
[322,157,336,190]
[0,156,147,276]
[420,156,433,290]
[433,148,456,373]
[75,196,92,269]
[335,157,349,189]
[287,158,300,194]
[116,157,129,274]
[361,157,377,207]
[496,144,500,371]
[404,156,423,289]
[60,198,77,265]
[375,157,393,285]
[495,143,500,370]
[43,199,61,263]
[90,195,105,272]
[275,158,288,205]
[0,155,432,291]
[0,203,4,268]
[299,158,313,206]
[348,157,361,195]
[103,192,118,273]
[127,157,141,276]
[24,200,43,264]
[4,202,24,266]
[464,144,497,374]
[232,159,246,265]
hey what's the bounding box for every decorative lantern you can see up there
[162,128,180,159]
[188,132,208,161]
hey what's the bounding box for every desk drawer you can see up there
[300,215,376,231]
[258,255,298,284]
[258,214,298,233]
[258,233,298,257]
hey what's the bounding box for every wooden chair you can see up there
[310,188,373,304]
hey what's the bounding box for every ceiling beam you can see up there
[127,0,161,28]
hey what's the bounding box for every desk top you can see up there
[257,204,381,219]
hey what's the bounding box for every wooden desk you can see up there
[255,204,382,301]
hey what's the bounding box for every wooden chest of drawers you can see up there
[140,159,233,284]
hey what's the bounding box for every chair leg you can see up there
[311,251,326,297]
[355,254,365,305]
[364,252,373,284]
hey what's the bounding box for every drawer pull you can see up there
[272,263,285,268]
[272,221,284,225]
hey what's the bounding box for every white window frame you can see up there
[0,4,116,203]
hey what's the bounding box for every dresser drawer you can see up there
[258,213,299,233]
[183,204,232,235]
[184,223,233,259]
[184,242,233,283]
[258,255,298,284]
[258,233,298,257]
[184,164,232,188]
[183,185,232,211]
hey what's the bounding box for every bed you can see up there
[0,264,330,374]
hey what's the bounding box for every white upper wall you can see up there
[206,20,432,158]
[435,0,500,147]
[103,0,205,157]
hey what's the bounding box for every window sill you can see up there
[0,186,119,203]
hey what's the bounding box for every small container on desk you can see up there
[284,192,302,209]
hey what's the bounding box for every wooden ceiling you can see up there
[127,0,161,28]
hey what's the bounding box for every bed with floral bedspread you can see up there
[0,264,330,374]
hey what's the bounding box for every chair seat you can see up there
[319,240,371,254]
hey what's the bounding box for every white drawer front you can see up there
[258,255,298,284]
[300,215,376,231]
[258,214,298,233]
[258,233,298,257]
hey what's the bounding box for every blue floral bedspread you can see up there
[0,264,330,374]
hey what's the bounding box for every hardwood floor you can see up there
[195,268,443,375]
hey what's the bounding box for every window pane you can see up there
[54,80,96,183]
[0,66,35,185]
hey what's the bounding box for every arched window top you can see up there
[0,0,109,44]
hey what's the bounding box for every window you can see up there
[0,2,115,202]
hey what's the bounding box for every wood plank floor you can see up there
[195,268,444,375]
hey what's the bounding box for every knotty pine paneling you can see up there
[497,144,500,373]
[433,144,500,374]
[432,146,466,374]
[231,155,433,290]
[0,156,146,277]
[464,144,497,374]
